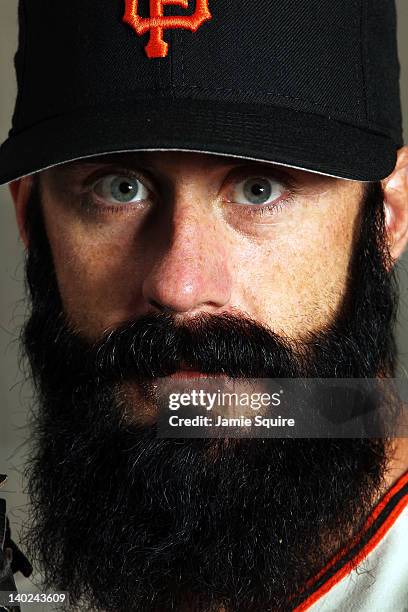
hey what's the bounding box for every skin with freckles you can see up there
[30,152,364,340]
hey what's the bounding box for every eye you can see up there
[230,176,286,206]
[92,174,150,204]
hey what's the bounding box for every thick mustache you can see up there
[83,312,299,381]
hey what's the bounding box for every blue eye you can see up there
[233,177,285,206]
[93,175,150,204]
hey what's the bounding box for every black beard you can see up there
[21,181,398,611]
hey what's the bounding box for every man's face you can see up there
[39,151,362,341]
[17,151,398,612]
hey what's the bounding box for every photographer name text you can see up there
[167,415,295,428]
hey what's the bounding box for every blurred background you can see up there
[0,0,408,601]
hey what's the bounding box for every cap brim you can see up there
[0,98,397,185]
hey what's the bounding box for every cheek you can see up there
[45,215,147,336]
[233,198,359,335]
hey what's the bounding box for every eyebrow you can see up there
[68,153,150,167]
[54,154,333,192]
[63,154,306,184]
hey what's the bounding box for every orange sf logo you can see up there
[123,0,212,58]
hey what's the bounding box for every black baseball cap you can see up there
[0,0,404,185]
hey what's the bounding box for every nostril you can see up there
[148,298,174,313]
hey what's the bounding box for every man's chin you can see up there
[23,380,388,611]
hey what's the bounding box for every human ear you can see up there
[9,176,33,249]
[382,146,408,261]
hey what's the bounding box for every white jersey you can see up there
[292,472,408,612]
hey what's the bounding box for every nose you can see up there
[142,202,232,315]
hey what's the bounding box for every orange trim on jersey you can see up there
[293,470,408,611]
